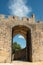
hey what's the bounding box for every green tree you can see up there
[12,42,21,54]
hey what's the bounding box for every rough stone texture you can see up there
[0,14,43,62]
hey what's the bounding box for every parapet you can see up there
[21,14,35,24]
[22,17,29,21]
[0,15,5,18]
[32,14,35,18]
[8,16,19,20]
[37,20,42,23]
[0,14,42,24]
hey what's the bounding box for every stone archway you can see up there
[0,14,43,63]
[12,25,32,62]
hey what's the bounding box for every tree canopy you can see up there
[12,42,21,53]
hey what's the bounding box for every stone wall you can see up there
[32,23,43,62]
[0,14,43,62]
[0,21,12,63]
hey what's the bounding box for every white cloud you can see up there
[18,35,24,39]
[9,0,32,17]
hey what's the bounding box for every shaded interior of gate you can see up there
[12,25,32,62]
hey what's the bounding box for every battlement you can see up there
[0,14,43,24]
[0,14,36,23]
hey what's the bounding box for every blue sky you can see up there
[13,34,26,49]
[0,0,43,48]
[0,0,43,21]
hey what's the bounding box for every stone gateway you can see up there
[0,14,43,63]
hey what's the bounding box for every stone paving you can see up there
[0,61,43,65]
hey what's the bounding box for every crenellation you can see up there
[31,14,35,23]
[22,17,29,21]
[37,20,42,23]
[13,16,19,20]
[0,14,5,18]
[32,14,35,18]
[8,16,14,20]
[0,14,35,23]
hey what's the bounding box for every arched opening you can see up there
[12,25,32,62]
[12,34,26,61]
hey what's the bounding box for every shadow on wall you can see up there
[12,48,26,61]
